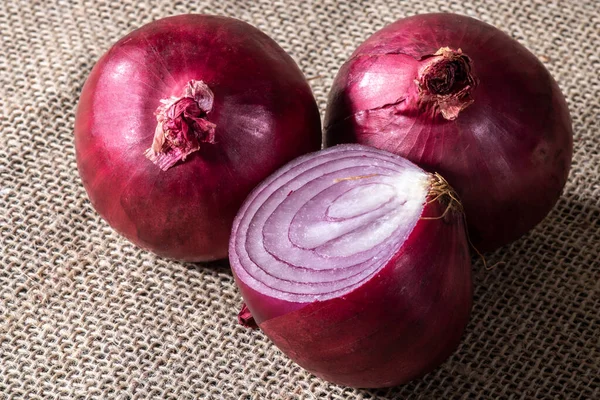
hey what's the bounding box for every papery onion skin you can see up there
[324,13,573,252]
[75,15,321,261]
[230,144,472,388]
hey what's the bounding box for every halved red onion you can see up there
[229,144,472,388]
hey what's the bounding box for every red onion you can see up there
[74,15,321,261]
[229,144,472,388]
[324,13,573,251]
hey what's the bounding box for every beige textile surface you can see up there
[1,0,599,398]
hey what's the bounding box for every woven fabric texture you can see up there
[1,0,599,398]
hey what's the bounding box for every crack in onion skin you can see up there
[324,13,573,252]
[229,144,472,388]
[74,15,321,261]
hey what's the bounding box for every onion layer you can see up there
[75,15,321,261]
[324,13,573,251]
[229,144,472,388]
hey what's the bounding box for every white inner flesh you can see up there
[297,174,427,256]
[232,147,430,303]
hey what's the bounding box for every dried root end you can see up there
[423,172,464,220]
[425,172,489,269]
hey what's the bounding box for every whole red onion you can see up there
[325,13,573,251]
[230,144,472,388]
[75,15,321,261]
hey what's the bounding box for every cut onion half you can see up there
[229,144,473,388]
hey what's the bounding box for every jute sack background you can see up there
[1,0,598,398]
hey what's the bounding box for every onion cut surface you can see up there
[229,144,472,388]
[324,13,573,251]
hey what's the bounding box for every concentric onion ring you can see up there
[231,145,429,303]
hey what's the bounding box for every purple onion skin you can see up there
[230,145,472,388]
[324,13,573,252]
[75,15,321,261]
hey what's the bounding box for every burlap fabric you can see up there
[1,0,598,398]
